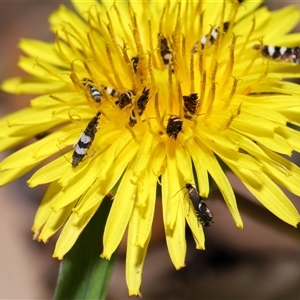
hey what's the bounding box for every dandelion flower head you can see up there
[1,0,300,295]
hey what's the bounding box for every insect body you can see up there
[128,87,150,127]
[192,22,230,53]
[72,111,101,168]
[83,78,119,103]
[183,93,198,119]
[104,86,120,98]
[89,86,101,102]
[166,115,183,140]
[185,183,214,227]
[159,34,173,69]
[115,90,134,109]
[131,57,139,73]
[254,45,300,64]
[83,79,102,103]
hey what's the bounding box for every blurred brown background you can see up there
[1,1,300,299]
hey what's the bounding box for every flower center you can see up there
[53,1,265,142]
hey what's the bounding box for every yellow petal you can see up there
[126,206,151,297]
[185,139,209,198]
[18,39,67,67]
[134,171,155,248]
[196,138,243,228]
[243,104,287,126]
[133,132,155,178]
[231,165,300,227]
[28,155,71,187]
[161,139,181,230]
[18,56,65,81]
[75,140,138,215]
[185,200,205,250]
[51,155,105,212]
[71,0,100,21]
[261,146,300,197]
[102,161,137,260]
[164,198,186,270]
[97,133,138,181]
[49,5,90,49]
[264,6,300,42]
[32,181,61,233]
[202,133,262,171]
[0,128,71,171]
[231,112,276,138]
[175,143,194,183]
[0,164,38,187]
[30,93,83,108]
[54,204,100,259]
[1,77,67,94]
[38,201,75,243]
[276,126,300,153]
[134,144,166,247]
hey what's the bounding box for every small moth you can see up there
[185,183,214,227]
[192,22,230,53]
[131,56,139,73]
[183,93,198,119]
[159,34,173,70]
[128,87,150,127]
[83,79,102,103]
[115,90,134,109]
[83,78,119,103]
[72,111,101,168]
[254,44,300,64]
[166,115,183,140]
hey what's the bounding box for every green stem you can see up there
[54,198,117,300]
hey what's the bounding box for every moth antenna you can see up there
[56,144,72,165]
[172,185,188,198]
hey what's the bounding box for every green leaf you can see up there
[54,198,117,300]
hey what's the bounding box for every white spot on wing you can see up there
[74,144,88,155]
[164,53,172,61]
[106,87,113,95]
[80,133,92,144]
[268,45,276,56]
[201,35,207,45]
[279,46,287,55]
[211,29,218,39]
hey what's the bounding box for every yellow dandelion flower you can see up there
[1,0,300,296]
